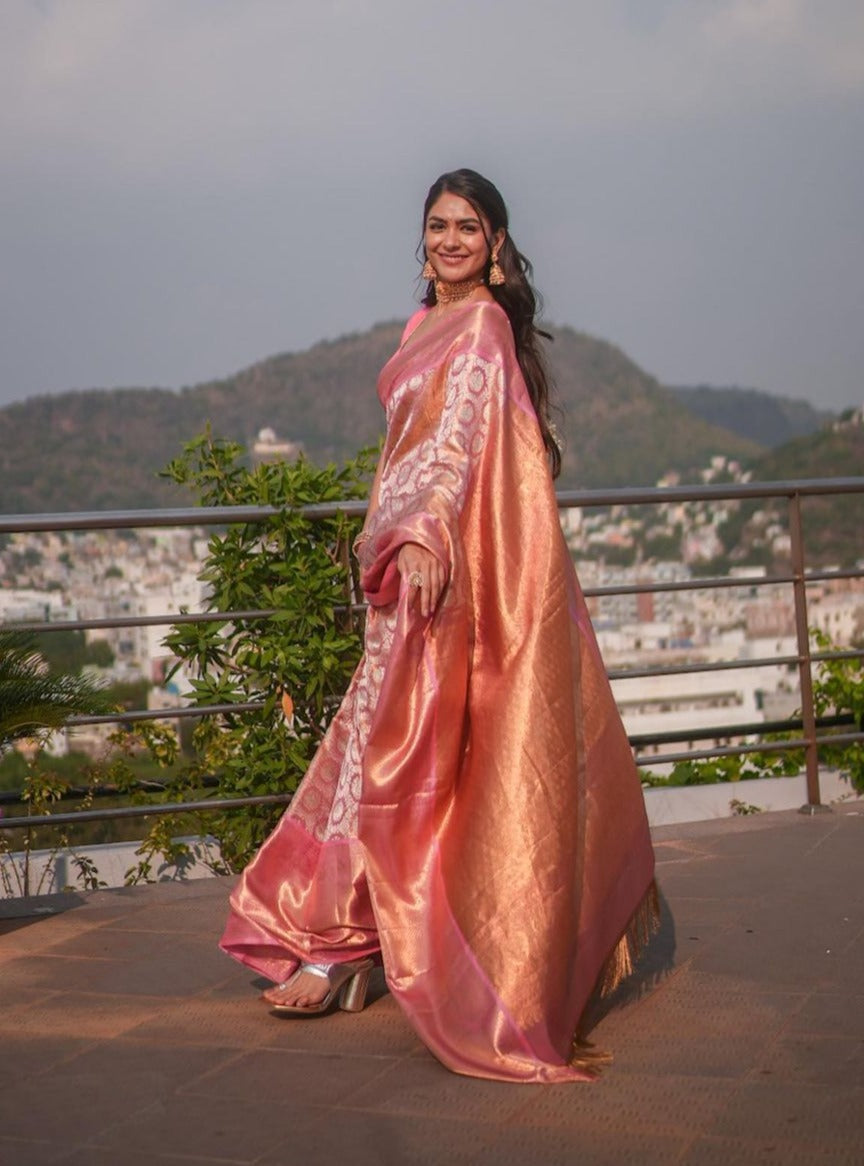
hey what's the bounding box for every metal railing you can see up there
[1,476,862,833]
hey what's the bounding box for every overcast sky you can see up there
[1,0,862,412]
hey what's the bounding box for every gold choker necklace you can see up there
[434,277,484,304]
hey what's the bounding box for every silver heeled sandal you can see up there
[268,957,375,1016]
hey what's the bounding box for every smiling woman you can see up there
[423,194,502,284]
[418,168,562,478]
[220,168,659,1083]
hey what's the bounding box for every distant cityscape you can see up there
[1,448,862,773]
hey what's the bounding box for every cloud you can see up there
[704,0,804,41]
[0,1,861,408]
[701,0,864,92]
[3,0,862,183]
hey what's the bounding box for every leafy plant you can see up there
[730,798,762,816]
[810,628,864,793]
[641,745,802,788]
[0,631,119,896]
[0,757,107,898]
[124,429,374,878]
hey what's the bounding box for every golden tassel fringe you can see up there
[569,880,661,1075]
[569,1036,615,1077]
[598,878,661,999]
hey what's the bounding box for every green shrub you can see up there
[641,746,801,788]
[811,628,864,793]
[123,429,374,877]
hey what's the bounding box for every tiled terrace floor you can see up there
[1,802,863,1166]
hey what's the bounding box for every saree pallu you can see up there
[221,300,658,1082]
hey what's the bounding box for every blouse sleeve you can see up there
[399,308,429,346]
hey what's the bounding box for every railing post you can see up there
[787,491,824,811]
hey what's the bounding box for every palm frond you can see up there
[0,630,113,748]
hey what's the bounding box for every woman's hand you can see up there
[397,543,447,619]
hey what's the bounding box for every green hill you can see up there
[749,413,864,567]
[0,322,766,514]
[548,332,763,486]
[669,384,833,447]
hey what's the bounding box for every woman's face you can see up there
[423,192,505,285]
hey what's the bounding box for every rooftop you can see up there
[1,802,863,1166]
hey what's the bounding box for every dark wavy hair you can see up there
[420,168,561,477]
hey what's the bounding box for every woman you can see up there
[220,169,658,1083]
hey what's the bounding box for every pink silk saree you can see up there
[220,300,657,1082]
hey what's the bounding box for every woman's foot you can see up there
[262,967,331,1009]
[262,958,375,1016]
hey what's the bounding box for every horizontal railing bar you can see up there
[810,649,864,662]
[556,477,864,508]
[1,604,367,637]
[0,711,854,813]
[802,568,864,584]
[609,647,863,682]
[4,610,277,634]
[7,576,861,635]
[0,775,220,806]
[4,582,860,638]
[83,706,856,744]
[3,716,858,811]
[636,740,807,766]
[583,574,794,598]
[583,567,863,600]
[576,566,862,596]
[610,655,797,680]
[2,478,862,537]
[66,701,266,726]
[0,501,369,534]
[55,649,863,726]
[5,731,862,830]
[0,792,294,832]
[6,580,862,636]
[635,730,864,768]
[627,712,856,747]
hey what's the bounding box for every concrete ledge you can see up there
[644,768,857,827]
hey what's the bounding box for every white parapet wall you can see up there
[0,835,222,898]
[643,768,859,827]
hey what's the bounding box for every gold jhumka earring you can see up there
[488,250,505,286]
[421,259,435,280]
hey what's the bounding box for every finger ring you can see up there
[408,571,423,588]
